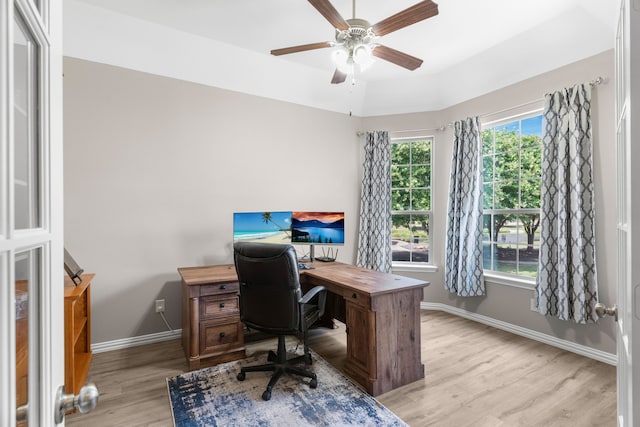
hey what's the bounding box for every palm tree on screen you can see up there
[262,212,291,238]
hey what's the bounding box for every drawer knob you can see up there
[219,332,226,338]
[352,293,357,299]
[220,284,227,290]
[220,303,225,308]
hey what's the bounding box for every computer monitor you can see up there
[232,211,292,244]
[291,212,344,261]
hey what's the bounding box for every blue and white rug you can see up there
[166,349,407,427]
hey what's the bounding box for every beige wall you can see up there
[63,57,363,344]
[65,50,616,356]
[364,50,616,355]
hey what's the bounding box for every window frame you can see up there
[481,109,544,285]
[390,135,435,269]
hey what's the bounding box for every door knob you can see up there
[55,383,99,424]
[595,302,618,322]
[16,404,27,423]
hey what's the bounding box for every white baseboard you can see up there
[91,329,182,354]
[91,305,617,366]
[422,302,617,366]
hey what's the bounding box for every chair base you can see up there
[236,335,317,401]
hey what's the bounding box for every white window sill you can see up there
[484,272,535,290]
[392,263,438,273]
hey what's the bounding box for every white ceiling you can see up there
[65,0,618,117]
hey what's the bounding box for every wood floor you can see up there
[66,310,616,427]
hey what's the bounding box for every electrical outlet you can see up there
[155,299,165,313]
[530,298,537,312]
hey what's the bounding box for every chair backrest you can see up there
[233,242,302,334]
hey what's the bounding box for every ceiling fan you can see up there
[270,0,439,84]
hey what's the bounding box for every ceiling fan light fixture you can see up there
[353,44,373,70]
[332,46,353,74]
[271,0,439,84]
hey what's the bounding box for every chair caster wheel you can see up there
[237,371,245,381]
[262,390,272,401]
[310,377,318,389]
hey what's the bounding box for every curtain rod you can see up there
[356,76,605,137]
[478,76,604,121]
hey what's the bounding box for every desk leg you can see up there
[189,296,200,370]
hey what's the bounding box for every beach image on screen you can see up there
[291,212,345,244]
[233,211,292,243]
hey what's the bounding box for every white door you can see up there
[0,0,65,425]
[615,0,640,425]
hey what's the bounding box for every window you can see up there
[391,137,432,264]
[482,113,543,279]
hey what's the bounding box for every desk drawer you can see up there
[199,318,243,355]
[200,281,239,296]
[336,287,371,309]
[200,295,239,320]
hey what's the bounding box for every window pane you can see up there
[495,180,518,209]
[391,138,432,264]
[482,155,494,183]
[495,126,519,153]
[495,151,519,181]
[521,115,543,138]
[521,179,542,208]
[391,214,430,262]
[520,146,541,178]
[412,141,430,164]
[392,189,410,211]
[519,213,541,253]
[495,241,518,275]
[482,129,494,156]
[412,188,430,210]
[482,115,542,279]
[391,142,410,164]
[411,165,429,188]
[483,184,494,209]
[482,214,492,242]
[391,165,409,188]
[16,247,42,427]
[483,242,495,271]
[391,214,411,261]
[14,13,40,230]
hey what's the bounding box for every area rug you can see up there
[166,349,407,427]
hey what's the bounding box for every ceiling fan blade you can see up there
[372,45,423,71]
[371,0,439,37]
[271,41,332,56]
[331,69,347,84]
[308,0,349,31]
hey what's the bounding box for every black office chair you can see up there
[233,242,327,401]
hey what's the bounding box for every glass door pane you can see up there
[14,10,40,230]
[15,247,41,426]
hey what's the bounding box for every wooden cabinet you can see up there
[344,300,376,388]
[64,274,93,398]
[178,266,245,370]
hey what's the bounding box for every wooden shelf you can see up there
[64,274,94,400]
[73,316,88,344]
[72,352,93,392]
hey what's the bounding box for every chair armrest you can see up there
[300,285,327,318]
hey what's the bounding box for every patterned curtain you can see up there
[536,83,598,323]
[356,131,392,273]
[444,117,485,296]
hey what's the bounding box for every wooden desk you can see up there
[177,262,429,396]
